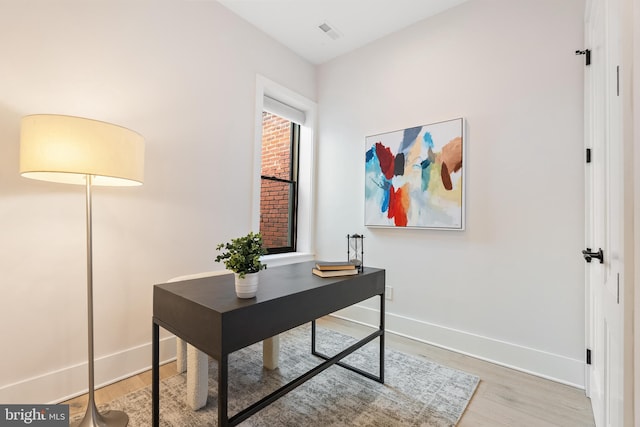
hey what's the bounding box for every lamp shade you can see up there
[20,114,145,186]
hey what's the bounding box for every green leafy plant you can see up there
[215,232,267,278]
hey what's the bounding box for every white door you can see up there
[584,0,624,426]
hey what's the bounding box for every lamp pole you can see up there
[73,176,128,427]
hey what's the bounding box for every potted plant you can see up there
[215,231,267,298]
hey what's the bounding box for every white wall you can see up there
[0,0,315,403]
[317,0,587,386]
[631,0,640,422]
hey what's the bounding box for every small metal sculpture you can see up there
[347,233,364,273]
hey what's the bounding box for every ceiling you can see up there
[216,0,470,64]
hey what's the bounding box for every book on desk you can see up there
[312,261,358,277]
[314,261,357,270]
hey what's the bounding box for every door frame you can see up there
[630,0,639,424]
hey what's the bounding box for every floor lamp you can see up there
[20,114,145,427]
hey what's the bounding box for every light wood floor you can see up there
[64,316,595,426]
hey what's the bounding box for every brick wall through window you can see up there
[260,112,293,250]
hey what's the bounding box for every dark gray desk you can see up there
[152,261,385,426]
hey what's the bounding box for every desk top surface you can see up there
[154,261,385,315]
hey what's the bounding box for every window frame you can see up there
[260,120,300,253]
[252,75,316,263]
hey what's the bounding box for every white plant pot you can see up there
[234,272,259,298]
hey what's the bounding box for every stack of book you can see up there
[312,261,359,278]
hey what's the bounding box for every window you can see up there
[260,112,299,253]
[252,75,316,261]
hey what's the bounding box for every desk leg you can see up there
[379,293,385,383]
[263,336,280,370]
[152,321,159,427]
[218,354,228,427]
[311,319,317,353]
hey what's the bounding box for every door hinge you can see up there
[582,248,604,263]
[586,348,592,365]
[616,66,620,96]
[576,49,591,66]
[586,148,591,163]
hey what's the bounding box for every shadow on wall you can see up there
[0,105,25,193]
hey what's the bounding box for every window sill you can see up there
[262,252,315,268]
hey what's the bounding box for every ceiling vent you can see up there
[318,22,341,40]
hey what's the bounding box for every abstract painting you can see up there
[365,118,464,229]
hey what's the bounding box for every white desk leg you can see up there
[262,335,280,370]
[176,338,187,373]
[182,335,279,412]
[186,344,209,410]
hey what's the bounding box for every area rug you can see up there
[78,324,479,426]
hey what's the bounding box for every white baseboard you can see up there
[0,305,585,404]
[0,336,177,405]
[332,305,585,389]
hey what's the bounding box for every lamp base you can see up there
[71,406,128,427]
